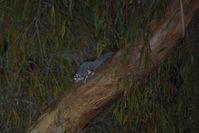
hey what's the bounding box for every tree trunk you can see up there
[28,0,199,133]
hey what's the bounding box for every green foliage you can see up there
[0,0,83,132]
[113,26,199,133]
[0,0,198,132]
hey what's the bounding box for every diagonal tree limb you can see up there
[28,0,199,133]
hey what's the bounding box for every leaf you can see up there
[61,20,66,39]
[96,39,108,57]
[69,0,73,17]
[6,47,15,68]
[28,116,33,127]
[23,0,31,20]
[12,110,20,125]
[50,5,56,24]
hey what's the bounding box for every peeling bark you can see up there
[28,0,199,133]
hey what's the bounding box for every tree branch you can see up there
[28,0,199,133]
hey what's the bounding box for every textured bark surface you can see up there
[28,0,199,133]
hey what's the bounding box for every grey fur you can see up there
[73,51,113,82]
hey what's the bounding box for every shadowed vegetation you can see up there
[0,0,198,132]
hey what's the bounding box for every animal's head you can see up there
[73,70,93,83]
[73,73,83,82]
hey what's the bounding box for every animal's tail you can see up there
[93,51,113,69]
